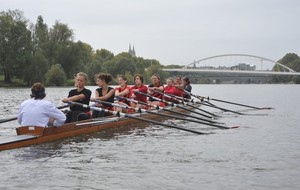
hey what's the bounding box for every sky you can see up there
[1,0,300,66]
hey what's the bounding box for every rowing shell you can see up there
[0,104,197,151]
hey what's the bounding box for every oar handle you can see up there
[94,99,149,113]
[115,96,149,106]
[57,104,71,109]
[136,92,215,118]
[153,89,192,103]
[174,86,205,101]
[93,99,130,110]
[152,90,184,104]
[68,101,114,114]
[135,91,172,105]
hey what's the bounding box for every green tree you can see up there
[58,41,93,78]
[45,21,73,66]
[87,59,102,84]
[0,9,32,83]
[95,48,114,62]
[23,52,49,85]
[290,59,300,84]
[164,64,183,69]
[124,71,134,85]
[32,15,49,56]
[102,60,115,74]
[113,57,136,77]
[86,48,114,83]
[278,53,299,67]
[45,64,66,86]
[145,64,168,84]
[135,59,146,75]
[272,53,300,83]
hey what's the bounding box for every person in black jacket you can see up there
[62,72,91,123]
[182,77,192,99]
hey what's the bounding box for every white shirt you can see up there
[18,98,66,127]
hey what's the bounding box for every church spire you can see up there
[128,43,136,57]
[132,44,136,56]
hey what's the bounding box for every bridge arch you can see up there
[184,54,295,72]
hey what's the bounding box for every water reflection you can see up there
[11,122,158,161]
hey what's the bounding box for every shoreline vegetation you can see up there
[0,76,298,88]
[1,9,300,87]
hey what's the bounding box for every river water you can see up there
[0,84,299,190]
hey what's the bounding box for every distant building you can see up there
[231,63,256,71]
[128,44,136,57]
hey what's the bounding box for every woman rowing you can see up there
[18,82,66,127]
[164,78,178,102]
[115,75,131,112]
[148,74,165,107]
[174,75,184,97]
[130,74,148,109]
[91,73,115,117]
[62,72,91,123]
[182,77,192,99]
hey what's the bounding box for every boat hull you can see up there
[0,106,192,151]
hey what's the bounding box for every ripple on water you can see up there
[1,85,300,190]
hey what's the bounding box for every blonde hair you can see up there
[74,72,88,86]
[76,72,88,80]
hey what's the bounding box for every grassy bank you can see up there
[0,75,27,87]
[0,75,76,87]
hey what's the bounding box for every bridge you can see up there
[163,54,300,83]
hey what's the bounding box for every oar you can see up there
[116,96,219,124]
[0,104,70,124]
[176,86,273,110]
[152,89,220,118]
[68,101,209,135]
[136,91,213,119]
[186,103,220,118]
[205,97,274,110]
[0,117,18,124]
[198,101,245,115]
[175,85,200,100]
[94,100,232,129]
[146,110,237,129]
[168,88,244,115]
[116,95,149,107]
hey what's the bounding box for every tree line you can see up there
[1,9,299,86]
[0,9,169,86]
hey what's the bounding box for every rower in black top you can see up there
[62,72,92,123]
[91,73,115,118]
